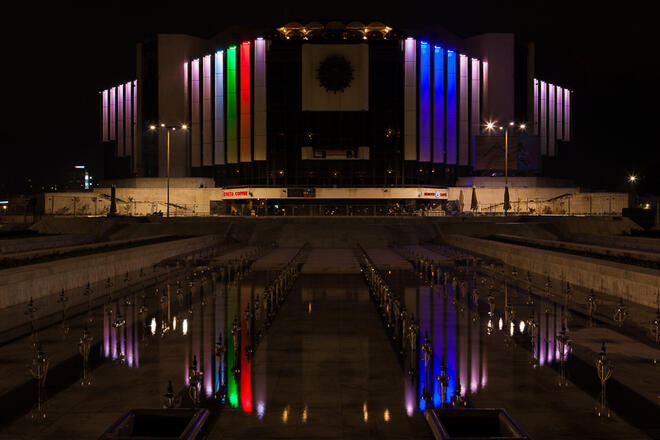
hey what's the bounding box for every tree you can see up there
[504,185,511,215]
[471,186,478,212]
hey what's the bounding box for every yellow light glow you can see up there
[302,405,308,423]
[181,124,188,130]
[160,123,165,127]
[172,316,177,331]
[282,406,289,423]
[509,121,515,126]
[150,317,157,335]
[384,409,391,422]
[182,318,189,336]
[363,402,368,423]
[519,123,526,130]
[149,125,156,130]
[629,175,637,183]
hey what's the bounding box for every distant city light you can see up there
[75,165,85,169]
[628,175,637,183]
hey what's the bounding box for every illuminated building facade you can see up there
[99,21,573,210]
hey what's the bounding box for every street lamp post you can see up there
[485,121,526,214]
[149,123,188,217]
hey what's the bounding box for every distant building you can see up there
[64,165,92,191]
[98,21,573,213]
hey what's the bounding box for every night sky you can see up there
[1,1,658,194]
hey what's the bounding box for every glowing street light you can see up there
[149,123,189,217]
[628,175,637,183]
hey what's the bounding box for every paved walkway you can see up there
[364,248,412,271]
[301,249,361,274]
[210,275,432,439]
[251,248,302,271]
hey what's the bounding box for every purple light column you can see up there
[404,38,417,160]
[419,41,431,162]
[191,59,201,167]
[433,46,444,163]
[446,51,457,164]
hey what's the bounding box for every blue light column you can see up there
[433,46,444,163]
[446,51,457,164]
[419,41,431,162]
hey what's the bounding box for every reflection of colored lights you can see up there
[228,390,238,408]
[282,405,290,423]
[384,409,391,422]
[510,321,515,336]
[308,302,312,314]
[172,316,177,331]
[519,320,526,334]
[302,405,309,423]
[150,318,157,335]
[362,402,368,422]
[182,318,188,335]
[498,318,503,331]
[257,402,265,419]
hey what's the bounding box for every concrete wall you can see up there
[443,234,660,308]
[39,185,629,217]
[0,234,94,254]
[571,234,660,254]
[42,187,223,217]
[0,235,222,309]
[449,187,628,215]
[495,234,660,264]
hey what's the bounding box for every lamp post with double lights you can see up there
[149,123,188,217]
[485,121,526,214]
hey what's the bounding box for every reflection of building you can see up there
[100,276,267,414]
[100,21,572,190]
[403,277,568,410]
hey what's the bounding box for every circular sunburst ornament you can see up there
[316,55,354,93]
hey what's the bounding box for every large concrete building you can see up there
[98,21,576,215]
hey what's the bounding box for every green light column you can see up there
[227,46,238,163]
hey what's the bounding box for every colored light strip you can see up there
[125,82,132,157]
[446,51,457,164]
[191,58,201,167]
[548,84,555,156]
[419,41,431,162]
[226,46,238,163]
[132,80,137,173]
[253,38,267,161]
[214,51,225,165]
[202,55,213,166]
[556,86,563,141]
[564,89,570,142]
[240,41,251,162]
[404,37,417,160]
[540,81,547,155]
[433,46,444,163]
[533,79,539,135]
[470,58,480,169]
[102,90,109,141]
[117,85,124,157]
[109,87,116,141]
[458,54,468,166]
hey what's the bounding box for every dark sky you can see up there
[1,1,658,194]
